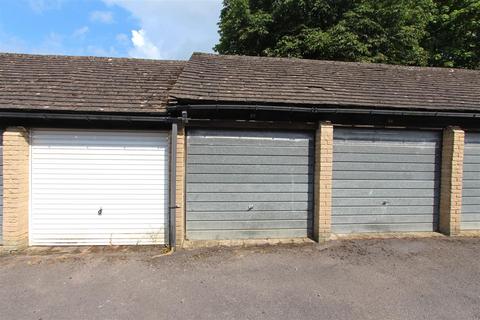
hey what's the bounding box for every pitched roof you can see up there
[170,52,480,112]
[0,53,185,114]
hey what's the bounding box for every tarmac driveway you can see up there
[0,237,479,320]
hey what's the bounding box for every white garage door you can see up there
[30,129,169,245]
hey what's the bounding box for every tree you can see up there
[215,0,480,69]
[426,0,480,68]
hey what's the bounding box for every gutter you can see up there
[171,104,480,119]
[0,111,176,123]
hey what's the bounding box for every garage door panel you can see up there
[188,174,312,184]
[31,169,167,176]
[32,140,167,148]
[33,188,166,195]
[333,188,436,198]
[333,197,437,207]
[187,138,311,147]
[332,223,435,234]
[33,215,167,221]
[32,206,167,214]
[186,130,314,240]
[34,180,166,186]
[187,229,309,240]
[31,231,167,239]
[466,134,480,144]
[30,129,169,246]
[463,155,480,164]
[334,144,438,155]
[188,164,312,175]
[187,211,310,221]
[462,180,480,189]
[462,204,480,213]
[333,171,437,180]
[333,214,436,224]
[461,197,480,205]
[333,180,437,189]
[462,189,480,198]
[32,161,167,170]
[32,160,167,167]
[188,145,314,156]
[334,128,440,142]
[30,225,167,232]
[461,222,480,229]
[462,189,480,200]
[188,133,312,147]
[187,183,312,193]
[188,192,311,202]
[187,220,311,230]
[463,176,480,182]
[332,128,441,233]
[31,233,165,241]
[32,150,167,157]
[30,239,162,246]
[463,164,480,172]
[333,206,438,215]
[32,130,167,142]
[462,132,480,230]
[32,199,166,205]
[461,213,480,221]
[334,153,439,163]
[334,162,437,172]
[188,154,312,165]
[187,201,312,212]
[32,177,166,184]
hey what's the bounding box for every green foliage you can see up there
[426,0,480,68]
[215,0,480,69]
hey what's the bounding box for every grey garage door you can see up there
[332,128,441,233]
[186,129,314,240]
[462,132,480,230]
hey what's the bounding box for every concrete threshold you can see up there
[458,230,480,237]
[182,238,315,249]
[3,231,480,255]
[0,245,170,256]
[330,232,445,240]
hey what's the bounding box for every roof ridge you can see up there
[191,52,480,74]
[0,51,186,64]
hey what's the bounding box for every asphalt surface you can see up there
[0,237,479,320]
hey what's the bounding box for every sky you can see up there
[0,0,223,60]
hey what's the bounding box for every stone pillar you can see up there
[2,127,30,250]
[314,122,333,241]
[439,126,464,236]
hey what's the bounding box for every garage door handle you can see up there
[98,208,103,215]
